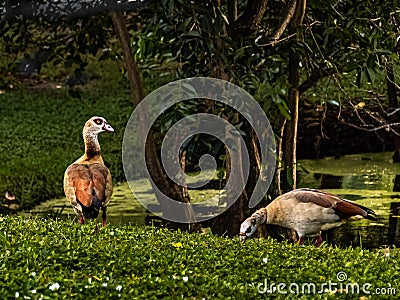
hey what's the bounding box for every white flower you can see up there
[182,276,188,282]
[31,290,36,294]
[49,283,60,291]
[116,285,123,291]
[106,276,110,281]
[110,231,115,236]
[15,291,19,298]
[102,283,108,287]
[30,272,36,277]
[262,257,268,264]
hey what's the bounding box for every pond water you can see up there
[298,151,400,249]
[24,151,399,249]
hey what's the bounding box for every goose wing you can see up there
[292,188,376,220]
[64,163,112,208]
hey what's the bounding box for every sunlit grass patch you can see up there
[0,216,399,299]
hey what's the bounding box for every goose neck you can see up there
[84,131,101,157]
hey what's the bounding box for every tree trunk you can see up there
[111,11,199,232]
[207,10,251,236]
[387,60,398,108]
[229,0,268,37]
[211,112,249,237]
[386,59,400,162]
[278,0,305,192]
[281,47,300,192]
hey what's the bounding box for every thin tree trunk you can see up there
[276,119,286,195]
[111,11,199,232]
[282,48,300,192]
[279,0,305,192]
[227,0,237,25]
[387,60,398,108]
[387,60,400,162]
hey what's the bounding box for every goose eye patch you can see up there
[94,119,103,125]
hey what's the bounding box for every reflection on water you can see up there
[299,152,400,249]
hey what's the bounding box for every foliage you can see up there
[305,0,400,89]
[0,216,399,299]
[127,0,400,133]
[1,0,400,118]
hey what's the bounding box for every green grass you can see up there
[0,216,399,299]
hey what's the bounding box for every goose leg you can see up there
[102,207,107,227]
[79,215,85,224]
[298,237,305,245]
[314,235,323,247]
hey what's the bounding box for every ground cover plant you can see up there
[0,216,398,299]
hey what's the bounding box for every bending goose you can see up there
[240,188,376,246]
[64,116,114,226]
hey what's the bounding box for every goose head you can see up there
[239,209,267,242]
[84,116,114,135]
[239,218,258,242]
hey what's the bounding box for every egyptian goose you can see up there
[64,116,114,226]
[239,188,376,246]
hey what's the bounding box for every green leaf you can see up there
[233,47,245,61]
[375,49,392,55]
[326,100,340,106]
[179,31,202,38]
[366,67,376,83]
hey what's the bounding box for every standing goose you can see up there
[239,188,376,246]
[64,116,114,226]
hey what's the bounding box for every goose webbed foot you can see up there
[314,235,323,247]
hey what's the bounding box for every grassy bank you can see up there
[0,217,398,299]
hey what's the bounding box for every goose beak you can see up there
[239,233,248,243]
[103,123,114,133]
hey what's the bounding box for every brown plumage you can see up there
[64,116,114,226]
[240,188,376,246]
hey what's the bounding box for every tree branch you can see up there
[289,0,306,29]
[298,67,338,97]
[269,0,297,45]
[227,0,237,24]
[341,120,400,136]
